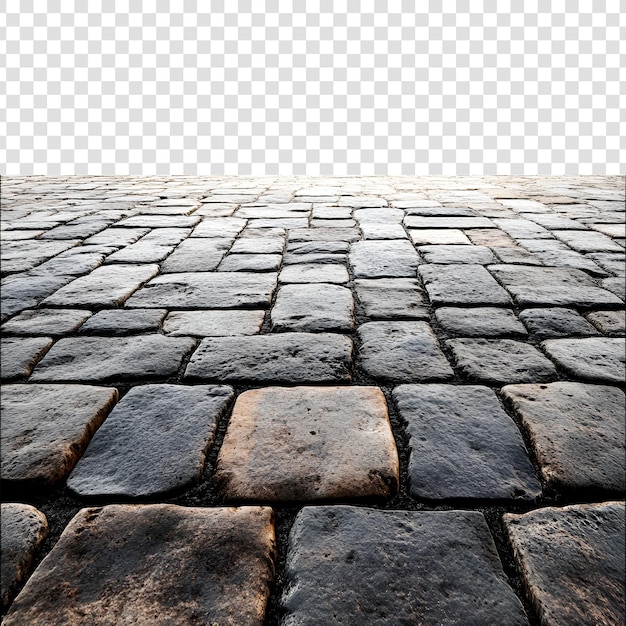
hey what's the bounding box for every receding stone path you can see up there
[1,175,624,624]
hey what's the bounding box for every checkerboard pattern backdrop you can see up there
[2,1,625,176]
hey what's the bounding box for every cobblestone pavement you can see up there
[1,175,624,625]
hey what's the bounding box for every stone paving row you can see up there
[1,175,624,625]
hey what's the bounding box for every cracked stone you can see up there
[1,384,118,489]
[502,382,625,492]
[393,384,540,501]
[215,386,398,502]
[2,505,275,626]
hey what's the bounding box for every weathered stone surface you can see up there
[83,227,150,246]
[531,250,607,276]
[419,264,512,306]
[30,335,196,382]
[418,245,496,265]
[467,228,520,247]
[360,223,407,239]
[404,216,495,229]
[358,321,453,381]
[287,241,350,254]
[27,248,108,277]
[349,240,419,278]
[42,264,159,308]
[591,223,626,238]
[282,252,346,265]
[217,253,281,272]
[587,252,626,276]
[311,219,356,228]
[104,242,173,264]
[279,264,349,284]
[393,384,540,501]
[489,264,622,308]
[603,276,625,300]
[163,310,264,336]
[553,229,624,252]
[1,274,76,321]
[541,337,625,383]
[409,228,472,245]
[519,308,599,339]
[435,307,527,337]
[271,284,354,332]
[355,278,428,319]
[184,333,352,383]
[447,338,557,384]
[502,382,625,492]
[115,214,201,228]
[282,506,529,625]
[0,337,53,380]
[139,227,192,245]
[2,504,276,626]
[160,237,231,272]
[586,310,626,336]
[1,384,118,488]
[354,208,404,223]
[492,247,543,265]
[230,237,285,254]
[215,387,398,502]
[79,308,167,335]
[504,502,625,626]
[492,218,552,239]
[1,503,49,609]
[68,385,233,498]
[1,309,91,336]
[125,272,277,309]
[0,240,80,273]
[289,227,361,242]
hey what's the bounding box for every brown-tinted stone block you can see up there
[215,386,399,502]
[3,505,276,625]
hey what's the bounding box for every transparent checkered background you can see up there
[1,0,625,176]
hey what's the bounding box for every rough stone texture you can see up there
[230,236,284,254]
[1,309,91,336]
[184,333,352,383]
[79,308,168,335]
[125,271,277,309]
[191,218,247,238]
[2,505,276,626]
[1,274,76,321]
[501,382,625,492]
[1,503,49,609]
[404,216,495,229]
[541,337,625,384]
[115,214,201,228]
[163,309,265,336]
[358,321,454,381]
[489,264,622,308]
[1,384,118,488]
[30,335,196,382]
[281,506,529,626]
[160,237,231,272]
[289,227,361,242]
[394,384,540,501]
[360,223,407,239]
[435,307,528,338]
[409,228,471,245]
[0,337,53,380]
[42,264,159,308]
[552,229,624,252]
[586,310,626,336]
[504,502,625,626]
[68,385,233,498]
[1,240,80,274]
[519,308,600,339]
[418,244,496,265]
[218,253,282,272]
[215,386,398,502]
[279,264,349,284]
[354,278,428,319]
[349,240,420,278]
[447,338,557,384]
[271,284,354,332]
[419,264,512,306]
